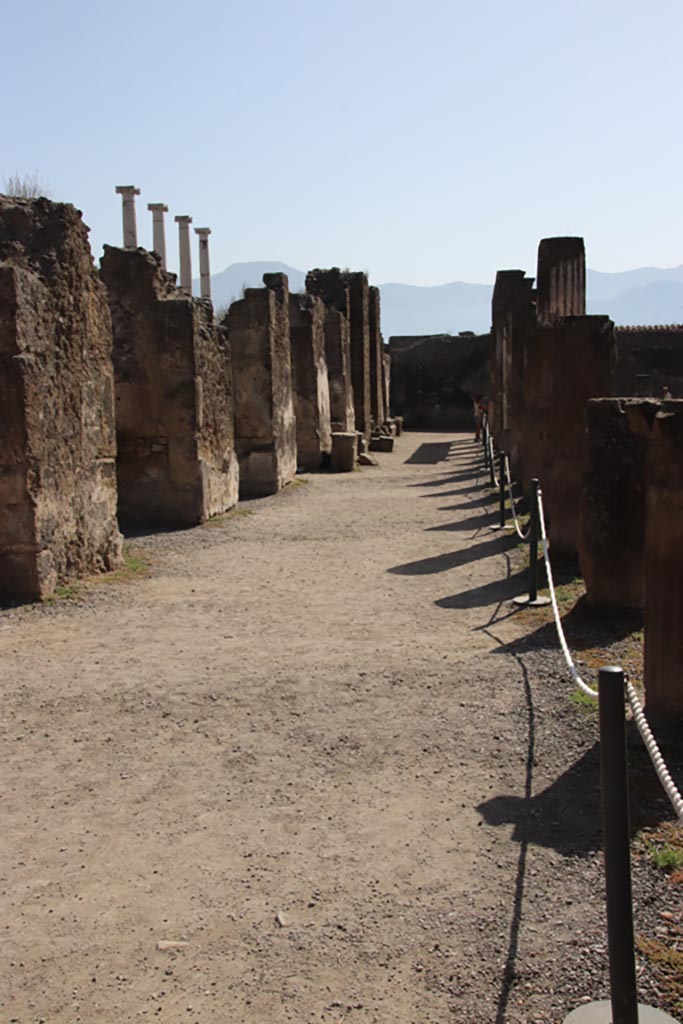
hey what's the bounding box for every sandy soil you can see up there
[0,431,673,1023]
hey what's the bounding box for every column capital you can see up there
[115,185,140,196]
[147,203,168,213]
[194,227,211,237]
[175,215,193,225]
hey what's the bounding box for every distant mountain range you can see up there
[195,260,683,338]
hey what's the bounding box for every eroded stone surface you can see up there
[578,398,655,609]
[643,401,683,720]
[289,293,332,471]
[368,285,385,428]
[227,273,297,498]
[0,196,123,600]
[100,246,238,526]
[305,269,355,432]
[536,236,586,324]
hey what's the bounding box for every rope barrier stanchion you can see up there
[513,478,550,607]
[564,668,678,1024]
[490,452,513,532]
[483,421,490,472]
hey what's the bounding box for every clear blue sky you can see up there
[5,0,682,285]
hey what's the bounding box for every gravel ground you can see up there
[0,430,680,1024]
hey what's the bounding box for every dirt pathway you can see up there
[0,432,664,1023]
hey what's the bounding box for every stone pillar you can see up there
[643,401,683,720]
[382,350,391,421]
[578,398,655,610]
[305,268,355,433]
[0,196,123,601]
[175,215,193,292]
[536,236,586,324]
[227,273,297,497]
[100,246,238,526]
[523,315,616,555]
[368,285,385,428]
[147,203,168,269]
[344,271,372,437]
[289,293,332,471]
[194,227,211,300]
[115,185,140,248]
[490,270,536,470]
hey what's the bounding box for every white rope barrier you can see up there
[503,456,530,541]
[537,488,599,700]
[536,485,683,821]
[626,681,683,821]
[488,436,500,489]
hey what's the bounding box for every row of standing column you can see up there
[114,186,211,298]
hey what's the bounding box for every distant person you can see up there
[473,394,484,441]
[662,385,672,399]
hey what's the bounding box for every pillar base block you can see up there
[564,1000,679,1023]
[512,594,551,607]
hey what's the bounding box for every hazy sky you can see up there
[5,0,682,285]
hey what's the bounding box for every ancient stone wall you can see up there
[100,246,238,526]
[288,292,332,471]
[536,236,586,324]
[578,398,654,609]
[522,315,616,555]
[643,401,683,719]
[368,285,385,427]
[305,269,355,432]
[382,351,392,421]
[388,333,491,430]
[0,197,122,601]
[613,325,683,397]
[227,273,297,497]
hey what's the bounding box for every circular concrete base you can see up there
[490,524,515,532]
[512,595,551,607]
[564,1000,680,1023]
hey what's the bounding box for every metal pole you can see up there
[483,422,490,471]
[489,439,496,489]
[599,666,638,1024]
[529,478,539,602]
[498,452,506,527]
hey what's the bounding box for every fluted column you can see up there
[115,185,140,248]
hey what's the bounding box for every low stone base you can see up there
[331,432,356,472]
[369,435,395,453]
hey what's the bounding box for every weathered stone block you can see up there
[330,432,356,473]
[227,273,297,498]
[490,269,535,465]
[305,269,355,432]
[382,351,391,421]
[288,293,332,471]
[643,401,683,720]
[100,247,238,526]
[522,315,616,555]
[578,398,654,609]
[0,197,123,601]
[369,435,394,453]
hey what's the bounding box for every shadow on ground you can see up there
[403,442,455,465]
[388,533,518,576]
[492,597,643,654]
[426,510,496,533]
[436,569,528,609]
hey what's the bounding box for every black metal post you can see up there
[529,478,539,602]
[498,452,507,527]
[489,438,496,489]
[483,422,490,471]
[598,666,639,1024]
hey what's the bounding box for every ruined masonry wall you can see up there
[345,272,371,437]
[305,268,355,432]
[289,293,332,471]
[0,197,122,600]
[100,246,238,526]
[227,273,297,498]
[368,286,384,427]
